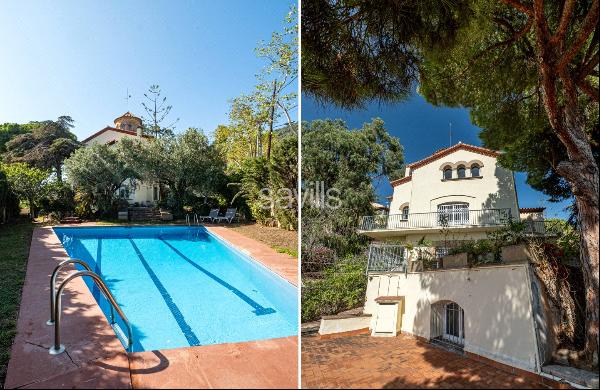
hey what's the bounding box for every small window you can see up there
[402,206,409,220]
[471,164,480,177]
[457,165,466,178]
[436,247,449,259]
[119,187,130,199]
[443,167,452,180]
[153,186,159,201]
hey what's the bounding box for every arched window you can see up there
[431,300,465,346]
[471,164,480,177]
[457,165,466,178]
[402,206,409,220]
[443,166,452,180]
[438,202,469,226]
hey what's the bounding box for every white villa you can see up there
[82,112,160,206]
[321,142,557,378]
[359,142,546,249]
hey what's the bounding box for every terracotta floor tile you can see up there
[301,333,549,389]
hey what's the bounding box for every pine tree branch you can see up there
[582,29,598,65]
[471,17,533,65]
[579,52,599,79]
[500,0,534,16]
[551,0,576,44]
[533,0,552,40]
[576,78,599,102]
[557,0,599,73]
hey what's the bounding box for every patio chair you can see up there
[215,208,237,224]
[198,208,220,223]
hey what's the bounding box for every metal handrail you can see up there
[367,243,408,274]
[47,259,92,326]
[49,270,133,355]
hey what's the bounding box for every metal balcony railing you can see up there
[358,208,512,231]
[367,244,407,273]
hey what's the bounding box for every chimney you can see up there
[136,126,143,137]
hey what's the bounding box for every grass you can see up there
[274,246,298,258]
[228,223,298,258]
[0,218,36,387]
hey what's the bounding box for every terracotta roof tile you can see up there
[390,175,412,187]
[519,207,546,213]
[81,126,153,143]
[407,143,500,171]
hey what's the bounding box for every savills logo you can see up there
[258,181,341,210]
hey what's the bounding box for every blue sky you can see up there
[0,0,296,140]
[302,94,572,219]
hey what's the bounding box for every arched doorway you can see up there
[431,301,465,347]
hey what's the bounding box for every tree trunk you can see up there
[560,71,600,366]
[28,197,35,220]
[532,13,599,362]
[277,101,295,133]
[544,98,600,365]
[55,164,62,183]
[576,193,600,365]
[266,80,277,160]
[548,115,599,365]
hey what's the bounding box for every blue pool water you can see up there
[53,226,297,352]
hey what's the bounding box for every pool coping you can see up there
[5,224,298,389]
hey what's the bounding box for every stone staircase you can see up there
[128,207,162,222]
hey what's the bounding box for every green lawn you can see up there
[0,218,35,388]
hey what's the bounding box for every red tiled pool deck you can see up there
[5,225,298,389]
[301,333,556,389]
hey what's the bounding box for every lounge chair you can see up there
[215,208,237,224]
[199,208,219,223]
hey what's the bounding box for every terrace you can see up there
[358,208,554,239]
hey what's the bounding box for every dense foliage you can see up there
[0,123,36,153]
[1,163,49,219]
[63,143,136,216]
[213,7,299,229]
[302,256,367,322]
[302,119,404,263]
[0,167,20,223]
[301,119,404,321]
[3,117,80,181]
[120,128,226,217]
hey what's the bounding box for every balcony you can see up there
[358,208,512,238]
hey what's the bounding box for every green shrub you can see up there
[37,181,75,221]
[301,255,367,322]
[0,169,20,223]
[73,190,95,218]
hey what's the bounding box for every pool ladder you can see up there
[185,213,200,226]
[47,259,133,355]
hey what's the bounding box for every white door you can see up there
[438,203,470,226]
[373,303,398,335]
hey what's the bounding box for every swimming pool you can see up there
[53,226,297,352]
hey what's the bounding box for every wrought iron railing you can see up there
[359,208,512,231]
[367,243,407,273]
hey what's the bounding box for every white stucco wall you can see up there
[83,129,142,146]
[389,148,519,219]
[364,264,540,372]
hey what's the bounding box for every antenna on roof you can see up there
[449,122,452,146]
[124,88,132,109]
